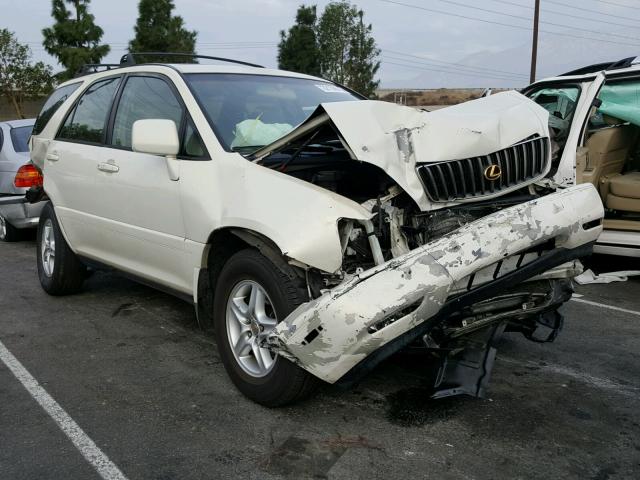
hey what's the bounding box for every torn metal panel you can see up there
[269,183,603,384]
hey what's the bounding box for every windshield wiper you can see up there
[231,145,265,154]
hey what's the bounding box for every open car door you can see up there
[553,72,606,186]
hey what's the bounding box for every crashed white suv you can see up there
[28,57,604,406]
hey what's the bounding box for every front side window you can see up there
[529,86,580,145]
[58,77,121,143]
[185,74,360,153]
[33,82,82,135]
[10,125,33,152]
[111,76,183,149]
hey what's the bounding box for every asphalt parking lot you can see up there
[1,238,639,480]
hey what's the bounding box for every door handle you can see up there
[97,162,119,173]
[46,152,59,162]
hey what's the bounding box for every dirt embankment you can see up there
[377,88,510,107]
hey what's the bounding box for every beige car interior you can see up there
[576,113,640,226]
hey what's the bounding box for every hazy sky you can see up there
[2,0,640,88]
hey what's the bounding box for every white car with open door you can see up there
[523,57,640,257]
[21,54,604,406]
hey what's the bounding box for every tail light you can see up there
[14,164,44,188]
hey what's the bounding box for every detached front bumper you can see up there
[269,184,604,384]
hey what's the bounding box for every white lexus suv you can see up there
[24,54,604,406]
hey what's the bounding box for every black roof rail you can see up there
[560,56,638,76]
[119,52,264,69]
[74,63,122,78]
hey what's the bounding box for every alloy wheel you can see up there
[226,280,279,377]
[41,219,56,277]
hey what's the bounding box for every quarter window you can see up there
[57,77,121,143]
[181,120,207,159]
[33,82,81,135]
[111,76,183,149]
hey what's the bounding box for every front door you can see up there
[92,74,190,292]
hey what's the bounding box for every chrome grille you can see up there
[416,136,550,202]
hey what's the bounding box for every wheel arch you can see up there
[195,227,306,330]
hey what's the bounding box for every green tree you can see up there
[278,5,321,76]
[316,1,380,97]
[42,0,110,80]
[345,10,380,97]
[128,0,197,63]
[317,1,354,85]
[0,29,54,118]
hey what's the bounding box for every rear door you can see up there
[91,74,190,292]
[44,75,122,256]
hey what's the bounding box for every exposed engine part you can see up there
[359,219,385,265]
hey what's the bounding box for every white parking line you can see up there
[571,297,640,317]
[0,340,128,480]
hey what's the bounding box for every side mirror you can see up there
[132,119,179,157]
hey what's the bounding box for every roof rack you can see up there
[74,63,121,78]
[560,56,638,76]
[119,52,265,69]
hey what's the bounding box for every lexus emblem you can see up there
[484,164,502,181]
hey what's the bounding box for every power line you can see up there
[431,0,640,41]
[489,0,531,8]
[541,7,640,29]
[499,0,640,25]
[378,0,640,48]
[382,59,525,83]
[546,0,640,23]
[590,0,640,11]
[383,54,527,81]
[383,49,528,78]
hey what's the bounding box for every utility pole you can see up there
[530,0,540,83]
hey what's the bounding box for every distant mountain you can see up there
[383,35,639,89]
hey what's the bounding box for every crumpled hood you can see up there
[254,91,550,210]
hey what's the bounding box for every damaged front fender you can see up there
[268,183,604,384]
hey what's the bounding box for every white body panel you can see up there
[91,147,189,292]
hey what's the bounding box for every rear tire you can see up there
[37,202,86,295]
[213,248,317,407]
[0,215,20,242]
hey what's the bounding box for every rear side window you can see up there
[10,125,33,152]
[32,82,81,135]
[57,77,121,144]
[111,76,183,149]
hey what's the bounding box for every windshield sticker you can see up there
[315,83,345,93]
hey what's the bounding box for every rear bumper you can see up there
[0,195,42,229]
[269,184,604,384]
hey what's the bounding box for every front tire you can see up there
[37,202,86,295]
[213,248,317,407]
